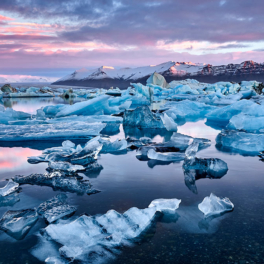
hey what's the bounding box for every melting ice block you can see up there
[147,149,185,161]
[0,122,106,141]
[148,198,181,214]
[185,141,199,161]
[198,193,234,217]
[0,108,32,125]
[33,198,180,263]
[48,161,85,173]
[216,129,264,154]
[123,106,165,129]
[99,138,127,153]
[0,209,38,240]
[0,179,19,197]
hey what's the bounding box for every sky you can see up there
[0,0,264,81]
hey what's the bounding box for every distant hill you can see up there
[52,60,264,89]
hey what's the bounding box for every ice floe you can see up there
[0,179,19,197]
[198,193,234,217]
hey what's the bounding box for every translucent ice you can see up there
[146,72,168,88]
[216,129,264,154]
[148,198,181,214]
[0,179,19,197]
[184,141,199,161]
[123,106,165,129]
[147,149,185,161]
[48,161,85,173]
[0,107,32,125]
[198,193,234,217]
[0,209,38,240]
[160,113,178,132]
[99,138,127,153]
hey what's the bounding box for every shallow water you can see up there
[0,99,264,264]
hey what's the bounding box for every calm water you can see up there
[0,98,264,264]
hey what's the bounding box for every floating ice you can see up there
[227,114,264,133]
[0,122,106,141]
[184,141,199,161]
[0,209,38,240]
[0,193,20,207]
[48,161,85,173]
[162,100,217,120]
[206,100,264,125]
[33,198,180,262]
[148,198,181,214]
[216,129,264,154]
[123,106,165,129]
[0,179,19,197]
[13,171,100,195]
[160,113,178,132]
[147,149,185,162]
[99,138,127,153]
[37,194,76,223]
[0,107,32,125]
[198,193,234,217]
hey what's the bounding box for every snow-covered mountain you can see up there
[53,60,264,88]
[0,75,57,84]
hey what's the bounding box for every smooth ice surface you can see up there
[123,106,165,129]
[0,122,106,141]
[0,209,38,240]
[147,149,185,161]
[216,130,264,153]
[198,193,234,217]
[0,179,19,197]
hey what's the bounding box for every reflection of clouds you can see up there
[0,147,41,171]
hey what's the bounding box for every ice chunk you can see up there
[227,114,264,133]
[0,179,19,197]
[48,161,85,173]
[170,132,211,151]
[146,72,168,88]
[147,149,185,161]
[206,100,264,125]
[99,138,127,153]
[148,198,181,214]
[0,107,32,125]
[216,129,264,154]
[183,158,228,178]
[184,141,199,161]
[0,209,38,240]
[0,122,106,141]
[123,106,165,129]
[13,171,100,195]
[37,194,76,223]
[198,193,234,217]
[55,95,120,117]
[160,113,178,132]
[33,198,179,262]
[162,100,217,120]
[0,193,20,207]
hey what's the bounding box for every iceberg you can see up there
[123,106,165,129]
[146,72,168,88]
[0,209,38,240]
[216,129,264,154]
[0,179,19,197]
[0,122,106,141]
[198,193,234,217]
[0,107,32,125]
[147,149,185,162]
[13,171,100,195]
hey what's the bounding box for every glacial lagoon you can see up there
[1,84,264,263]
